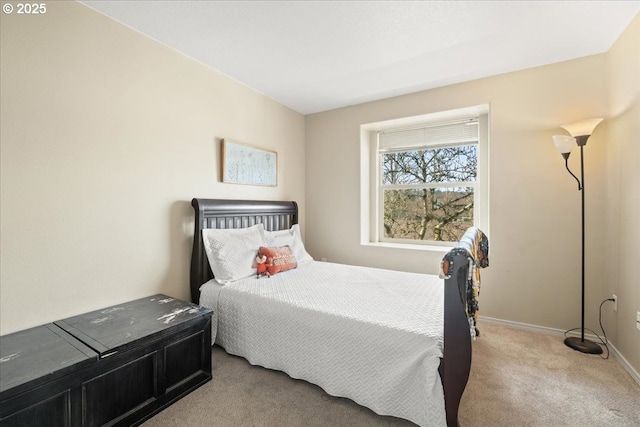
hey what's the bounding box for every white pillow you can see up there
[264,224,313,264]
[202,223,265,284]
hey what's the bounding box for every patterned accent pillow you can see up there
[202,224,265,284]
[258,246,297,276]
[264,224,313,264]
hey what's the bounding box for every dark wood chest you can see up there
[0,295,212,426]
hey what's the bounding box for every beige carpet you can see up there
[143,321,640,426]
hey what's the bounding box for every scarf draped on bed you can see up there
[438,226,489,339]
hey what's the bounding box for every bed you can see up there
[190,198,486,427]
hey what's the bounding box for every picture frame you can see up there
[221,139,277,186]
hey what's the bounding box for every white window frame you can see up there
[360,105,489,250]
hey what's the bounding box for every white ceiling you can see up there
[82,1,640,115]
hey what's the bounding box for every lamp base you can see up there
[564,336,603,355]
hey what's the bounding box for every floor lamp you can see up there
[552,117,603,355]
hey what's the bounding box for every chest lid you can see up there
[0,323,97,397]
[54,294,212,359]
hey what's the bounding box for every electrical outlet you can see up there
[637,311,640,332]
[612,295,618,311]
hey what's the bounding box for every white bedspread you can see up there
[200,261,445,427]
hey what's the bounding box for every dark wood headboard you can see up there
[190,198,299,304]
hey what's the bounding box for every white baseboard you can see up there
[608,343,640,386]
[478,315,640,386]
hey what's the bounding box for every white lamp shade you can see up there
[553,135,576,154]
[560,118,603,137]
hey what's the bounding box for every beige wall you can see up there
[0,1,305,334]
[605,13,640,375]
[305,50,618,358]
[306,14,640,375]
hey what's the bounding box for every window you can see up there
[361,106,488,248]
[379,119,478,243]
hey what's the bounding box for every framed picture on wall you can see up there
[221,139,277,186]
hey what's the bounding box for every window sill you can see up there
[361,241,452,253]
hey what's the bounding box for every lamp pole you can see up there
[563,135,602,354]
[580,142,586,343]
[553,118,603,354]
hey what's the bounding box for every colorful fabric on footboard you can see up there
[438,227,489,339]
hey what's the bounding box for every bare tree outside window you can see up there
[381,145,477,242]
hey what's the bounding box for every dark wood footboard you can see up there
[439,252,473,427]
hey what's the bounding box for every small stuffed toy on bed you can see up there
[256,253,271,278]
